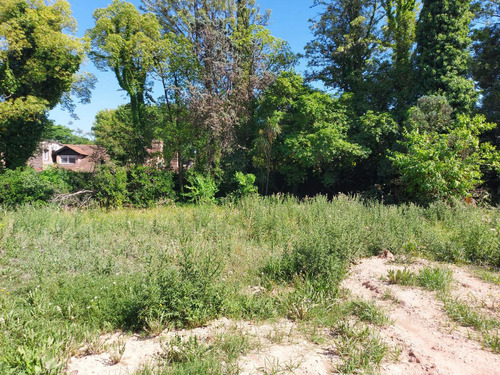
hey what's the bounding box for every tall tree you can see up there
[87,0,162,163]
[415,0,477,114]
[142,0,294,171]
[472,0,500,125]
[0,0,85,168]
[305,0,385,113]
[382,0,417,118]
[254,72,369,193]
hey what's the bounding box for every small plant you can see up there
[387,268,415,285]
[108,339,126,365]
[234,171,258,197]
[334,321,388,374]
[349,300,390,326]
[183,172,219,204]
[416,267,452,291]
[484,331,500,353]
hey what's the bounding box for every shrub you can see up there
[183,172,219,204]
[391,101,499,205]
[138,247,226,328]
[92,164,128,207]
[0,167,69,206]
[234,171,258,197]
[127,165,175,207]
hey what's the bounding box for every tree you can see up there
[87,0,162,163]
[254,72,368,193]
[42,122,92,144]
[391,96,499,204]
[382,0,418,117]
[415,0,477,114]
[305,0,386,113]
[143,0,294,170]
[472,2,500,125]
[0,0,85,168]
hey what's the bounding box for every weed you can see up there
[334,321,387,374]
[442,296,500,352]
[348,300,391,326]
[108,339,126,365]
[387,268,416,285]
[387,267,452,292]
[417,267,452,291]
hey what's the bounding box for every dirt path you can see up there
[341,256,500,375]
[67,257,500,375]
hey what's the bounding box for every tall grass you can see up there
[0,195,498,373]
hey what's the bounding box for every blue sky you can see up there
[49,0,321,134]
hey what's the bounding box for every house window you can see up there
[60,155,76,164]
[43,149,49,161]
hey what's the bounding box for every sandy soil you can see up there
[66,256,500,375]
[341,255,500,375]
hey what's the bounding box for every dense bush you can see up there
[127,165,175,207]
[0,168,71,206]
[183,172,219,203]
[91,164,128,207]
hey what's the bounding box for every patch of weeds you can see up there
[333,321,387,374]
[258,357,302,375]
[382,289,401,304]
[475,268,500,286]
[348,300,391,326]
[416,267,452,291]
[484,331,500,353]
[442,296,500,352]
[442,296,499,331]
[108,339,126,365]
[387,267,452,292]
[387,268,416,286]
[141,332,251,375]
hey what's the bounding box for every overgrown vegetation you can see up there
[0,196,499,373]
[2,0,500,204]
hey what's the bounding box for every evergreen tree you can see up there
[415,0,477,114]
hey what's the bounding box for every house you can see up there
[28,141,109,172]
[27,139,185,172]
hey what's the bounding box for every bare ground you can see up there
[66,256,500,375]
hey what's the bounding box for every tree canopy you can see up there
[0,0,85,168]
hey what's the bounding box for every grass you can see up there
[137,333,252,374]
[442,296,500,353]
[0,195,499,373]
[387,267,453,291]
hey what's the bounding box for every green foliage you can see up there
[138,247,225,328]
[305,0,384,112]
[387,267,452,291]
[473,24,500,124]
[234,171,258,197]
[87,0,162,163]
[41,122,92,145]
[0,0,85,168]
[392,97,499,204]
[92,164,128,207]
[415,0,477,113]
[254,72,368,190]
[387,268,416,285]
[0,168,73,206]
[334,321,388,374]
[183,172,219,204]
[416,267,452,291]
[383,0,418,116]
[127,165,175,207]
